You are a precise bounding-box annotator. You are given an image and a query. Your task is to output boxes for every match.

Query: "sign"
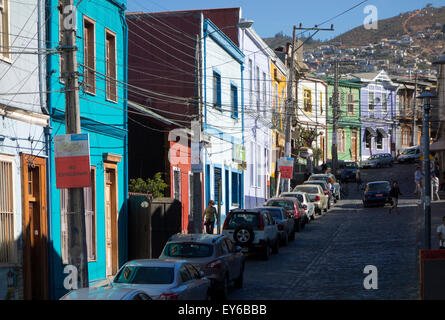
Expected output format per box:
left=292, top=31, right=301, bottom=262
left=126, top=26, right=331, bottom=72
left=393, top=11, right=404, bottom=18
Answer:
left=232, top=144, right=246, bottom=163
left=278, top=157, right=294, bottom=179
left=55, top=133, right=91, bottom=188
left=420, top=250, right=445, bottom=299
left=299, top=147, right=313, bottom=159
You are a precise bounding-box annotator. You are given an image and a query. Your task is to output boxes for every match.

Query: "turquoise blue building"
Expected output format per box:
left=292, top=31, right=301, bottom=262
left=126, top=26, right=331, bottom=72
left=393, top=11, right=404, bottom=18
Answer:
left=46, top=0, right=128, bottom=299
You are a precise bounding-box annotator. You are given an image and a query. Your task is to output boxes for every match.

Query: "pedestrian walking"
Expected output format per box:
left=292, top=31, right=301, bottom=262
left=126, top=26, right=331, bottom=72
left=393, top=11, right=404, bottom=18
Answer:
left=389, top=181, right=402, bottom=214
left=437, top=216, right=445, bottom=249
left=356, top=168, right=362, bottom=191
left=203, top=200, right=217, bottom=234
left=414, top=167, right=422, bottom=196
left=432, top=175, right=441, bottom=201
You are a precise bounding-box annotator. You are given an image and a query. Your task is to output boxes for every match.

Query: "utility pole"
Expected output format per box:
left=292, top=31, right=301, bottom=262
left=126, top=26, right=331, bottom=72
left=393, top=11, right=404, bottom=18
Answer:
left=419, top=89, right=434, bottom=249
left=332, top=61, right=339, bottom=176
left=283, top=24, right=334, bottom=191
left=61, top=0, right=88, bottom=287
left=192, top=34, right=203, bottom=234
left=412, top=71, right=418, bottom=146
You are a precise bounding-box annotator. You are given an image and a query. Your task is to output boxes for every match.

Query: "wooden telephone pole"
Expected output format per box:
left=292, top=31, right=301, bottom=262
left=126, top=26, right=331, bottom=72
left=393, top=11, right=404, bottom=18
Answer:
left=61, top=0, right=89, bottom=287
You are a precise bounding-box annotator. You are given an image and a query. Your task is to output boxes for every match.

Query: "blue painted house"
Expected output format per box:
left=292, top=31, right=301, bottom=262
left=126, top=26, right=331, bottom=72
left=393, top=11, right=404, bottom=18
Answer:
left=46, top=0, right=128, bottom=299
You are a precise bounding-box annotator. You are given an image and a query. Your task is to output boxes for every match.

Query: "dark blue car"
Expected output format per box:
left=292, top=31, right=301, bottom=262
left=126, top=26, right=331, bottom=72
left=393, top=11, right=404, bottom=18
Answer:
left=341, top=161, right=358, bottom=182
left=362, top=181, right=392, bottom=207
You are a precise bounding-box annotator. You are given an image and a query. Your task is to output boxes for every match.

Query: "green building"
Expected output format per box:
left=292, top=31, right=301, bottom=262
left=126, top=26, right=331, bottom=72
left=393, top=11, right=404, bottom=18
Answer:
left=325, top=79, right=362, bottom=162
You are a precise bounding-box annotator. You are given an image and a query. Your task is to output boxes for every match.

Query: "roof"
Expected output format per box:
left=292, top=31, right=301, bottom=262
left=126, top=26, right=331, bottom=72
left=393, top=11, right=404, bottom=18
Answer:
left=167, top=233, right=224, bottom=244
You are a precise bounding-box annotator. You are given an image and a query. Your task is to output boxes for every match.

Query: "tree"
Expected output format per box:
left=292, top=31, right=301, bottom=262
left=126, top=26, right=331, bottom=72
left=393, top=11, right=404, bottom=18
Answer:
left=129, top=172, right=168, bottom=198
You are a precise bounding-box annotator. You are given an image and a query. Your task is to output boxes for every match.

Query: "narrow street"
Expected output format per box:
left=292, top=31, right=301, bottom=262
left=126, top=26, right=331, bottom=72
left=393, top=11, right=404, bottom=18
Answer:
left=228, top=163, right=421, bottom=300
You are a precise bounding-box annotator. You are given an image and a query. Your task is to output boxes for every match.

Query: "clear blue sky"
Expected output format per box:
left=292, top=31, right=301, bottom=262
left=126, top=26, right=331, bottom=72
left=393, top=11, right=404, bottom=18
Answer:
left=126, top=0, right=444, bottom=41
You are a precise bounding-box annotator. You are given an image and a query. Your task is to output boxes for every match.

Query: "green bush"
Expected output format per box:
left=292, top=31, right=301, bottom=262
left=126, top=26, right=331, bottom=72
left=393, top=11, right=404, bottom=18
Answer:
left=129, top=172, right=168, bottom=198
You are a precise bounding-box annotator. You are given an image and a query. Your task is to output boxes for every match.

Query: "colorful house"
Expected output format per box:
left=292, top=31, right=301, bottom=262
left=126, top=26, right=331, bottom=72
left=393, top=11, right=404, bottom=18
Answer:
left=347, top=71, right=398, bottom=159
left=0, top=0, right=49, bottom=300
left=325, top=78, right=362, bottom=162
left=240, top=25, right=272, bottom=207
left=46, top=0, right=128, bottom=299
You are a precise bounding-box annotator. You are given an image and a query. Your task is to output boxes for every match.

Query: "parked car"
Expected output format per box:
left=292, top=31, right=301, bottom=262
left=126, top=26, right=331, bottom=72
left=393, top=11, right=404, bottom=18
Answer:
left=303, top=180, right=333, bottom=208
left=112, top=259, right=211, bottom=300
left=293, top=184, right=328, bottom=214
left=362, top=181, right=392, bottom=207
left=308, top=174, right=341, bottom=201
left=60, top=286, right=152, bottom=300
left=378, top=153, right=394, bottom=167
left=158, top=233, right=245, bottom=299
left=341, top=161, right=359, bottom=182
left=255, top=206, right=295, bottom=245
left=397, top=146, right=421, bottom=163
left=280, top=191, right=316, bottom=221
left=222, top=208, right=280, bottom=261
left=361, top=153, right=393, bottom=168
left=265, top=197, right=305, bottom=232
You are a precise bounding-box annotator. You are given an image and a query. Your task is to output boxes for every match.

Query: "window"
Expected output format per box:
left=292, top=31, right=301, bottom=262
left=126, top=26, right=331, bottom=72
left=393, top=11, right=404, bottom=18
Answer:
left=303, top=89, right=312, bottom=113
left=368, top=91, right=375, bottom=117
left=262, top=72, right=267, bottom=103
left=382, top=92, right=387, bottom=113
left=347, top=93, right=354, bottom=115
left=338, top=129, right=346, bottom=153
left=0, top=156, right=14, bottom=263
left=114, top=266, right=175, bottom=284
left=402, top=127, right=411, bottom=147
left=250, top=141, right=255, bottom=187
left=256, top=66, right=260, bottom=110
left=320, top=91, right=323, bottom=114
left=105, top=29, right=117, bottom=102
left=256, top=145, right=261, bottom=188
left=365, top=131, right=371, bottom=149
left=231, top=85, right=238, bottom=118
left=220, top=240, right=229, bottom=255
left=173, top=168, right=181, bottom=201
left=376, top=131, right=383, bottom=150
left=83, top=16, right=96, bottom=94
left=224, top=238, right=234, bottom=252
left=248, top=59, right=252, bottom=106
left=214, top=167, right=221, bottom=203
left=0, top=0, right=10, bottom=60
left=231, top=172, right=240, bottom=206
left=61, top=167, right=96, bottom=263
left=179, top=265, right=192, bottom=283
left=213, top=72, right=221, bottom=109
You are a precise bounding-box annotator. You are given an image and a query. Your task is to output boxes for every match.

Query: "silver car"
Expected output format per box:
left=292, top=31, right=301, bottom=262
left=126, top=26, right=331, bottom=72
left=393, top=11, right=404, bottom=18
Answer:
left=159, top=233, right=245, bottom=299
left=280, top=192, right=316, bottom=221
left=60, top=286, right=152, bottom=300
left=112, top=259, right=211, bottom=300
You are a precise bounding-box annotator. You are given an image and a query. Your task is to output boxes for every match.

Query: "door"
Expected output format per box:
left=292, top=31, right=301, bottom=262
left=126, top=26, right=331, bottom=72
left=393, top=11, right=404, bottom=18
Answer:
left=21, top=154, right=48, bottom=300
left=351, top=131, right=358, bottom=162
left=105, top=166, right=118, bottom=277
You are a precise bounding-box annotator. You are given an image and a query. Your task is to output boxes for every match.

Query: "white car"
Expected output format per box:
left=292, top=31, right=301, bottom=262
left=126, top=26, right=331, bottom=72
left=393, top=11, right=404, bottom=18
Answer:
left=280, top=192, right=316, bottom=221
left=223, top=208, right=280, bottom=261
left=397, top=146, right=421, bottom=163
left=112, top=259, right=211, bottom=300
left=293, top=184, right=329, bottom=214
left=60, top=286, right=152, bottom=300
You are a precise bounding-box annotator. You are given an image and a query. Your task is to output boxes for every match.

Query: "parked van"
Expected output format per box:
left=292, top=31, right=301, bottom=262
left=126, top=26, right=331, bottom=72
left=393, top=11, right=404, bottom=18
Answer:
left=397, top=146, right=421, bottom=163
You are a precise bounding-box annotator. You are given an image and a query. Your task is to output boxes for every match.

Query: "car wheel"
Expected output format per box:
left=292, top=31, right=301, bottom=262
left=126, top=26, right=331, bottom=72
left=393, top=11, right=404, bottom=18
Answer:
left=263, top=244, right=271, bottom=261
left=272, top=238, right=279, bottom=254
left=234, top=225, right=254, bottom=246
left=234, top=264, right=244, bottom=289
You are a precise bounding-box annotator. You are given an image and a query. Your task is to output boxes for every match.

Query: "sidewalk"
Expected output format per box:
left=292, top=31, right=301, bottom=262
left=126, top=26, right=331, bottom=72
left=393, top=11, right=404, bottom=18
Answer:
left=417, top=196, right=445, bottom=250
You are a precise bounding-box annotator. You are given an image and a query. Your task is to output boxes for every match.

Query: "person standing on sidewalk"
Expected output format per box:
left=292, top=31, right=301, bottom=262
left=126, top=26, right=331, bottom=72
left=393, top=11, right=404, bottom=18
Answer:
left=414, top=167, right=422, bottom=197
left=437, top=216, right=445, bottom=249
left=203, top=200, right=217, bottom=234
left=432, top=175, right=441, bottom=201
left=389, top=181, right=402, bottom=214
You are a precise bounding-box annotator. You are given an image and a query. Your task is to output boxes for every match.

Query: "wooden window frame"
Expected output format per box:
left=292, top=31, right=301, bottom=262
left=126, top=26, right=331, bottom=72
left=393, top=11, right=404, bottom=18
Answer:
left=0, top=154, right=15, bottom=265
left=303, top=89, right=312, bottom=113
left=376, top=130, right=383, bottom=150
left=338, top=129, right=346, bottom=153
left=172, top=167, right=181, bottom=201
left=213, top=71, right=221, bottom=110
left=368, top=91, right=375, bottom=117
left=347, top=92, right=354, bottom=115
left=105, top=28, right=117, bottom=103
left=83, top=15, right=96, bottom=95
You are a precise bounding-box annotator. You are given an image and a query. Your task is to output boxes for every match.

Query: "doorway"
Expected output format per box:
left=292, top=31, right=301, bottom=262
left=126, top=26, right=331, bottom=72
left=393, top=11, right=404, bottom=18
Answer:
left=104, top=165, right=118, bottom=278
left=21, top=154, right=48, bottom=300
left=351, top=130, right=358, bottom=162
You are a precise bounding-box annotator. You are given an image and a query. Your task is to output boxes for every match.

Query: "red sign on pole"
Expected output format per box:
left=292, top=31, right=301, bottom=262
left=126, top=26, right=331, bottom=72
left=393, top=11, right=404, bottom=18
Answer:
left=279, top=157, right=294, bottom=179
left=55, top=133, right=91, bottom=188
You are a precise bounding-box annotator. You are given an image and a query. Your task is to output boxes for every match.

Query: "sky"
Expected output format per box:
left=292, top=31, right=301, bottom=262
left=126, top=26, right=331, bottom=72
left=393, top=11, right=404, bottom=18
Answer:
left=126, top=0, right=445, bottom=41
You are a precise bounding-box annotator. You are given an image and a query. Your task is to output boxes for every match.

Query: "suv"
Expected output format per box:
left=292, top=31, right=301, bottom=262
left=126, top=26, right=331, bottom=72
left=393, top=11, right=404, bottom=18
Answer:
left=265, top=197, right=305, bottom=232
left=159, top=233, right=245, bottom=299
left=222, top=209, right=280, bottom=261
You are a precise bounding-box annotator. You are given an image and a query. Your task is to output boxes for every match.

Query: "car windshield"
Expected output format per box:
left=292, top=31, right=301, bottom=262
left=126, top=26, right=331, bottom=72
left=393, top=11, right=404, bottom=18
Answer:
left=226, top=213, right=259, bottom=229
left=305, top=182, right=327, bottom=190
left=294, top=186, right=319, bottom=194
left=114, top=266, right=174, bottom=284
left=162, top=243, right=213, bottom=258
left=281, top=193, right=304, bottom=202
left=309, top=175, right=328, bottom=182
left=369, top=155, right=379, bottom=159
left=267, top=209, right=284, bottom=221
left=266, top=200, right=294, bottom=210
left=402, top=148, right=416, bottom=155
left=366, top=183, right=389, bottom=192
left=344, top=162, right=358, bottom=168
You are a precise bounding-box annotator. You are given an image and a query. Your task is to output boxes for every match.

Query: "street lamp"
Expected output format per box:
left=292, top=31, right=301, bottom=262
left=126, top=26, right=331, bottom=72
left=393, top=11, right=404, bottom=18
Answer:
left=418, top=88, right=435, bottom=249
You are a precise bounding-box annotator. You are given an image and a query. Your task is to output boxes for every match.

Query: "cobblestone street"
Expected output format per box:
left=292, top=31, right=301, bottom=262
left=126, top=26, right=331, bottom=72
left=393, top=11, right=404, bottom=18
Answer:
left=228, top=163, right=422, bottom=300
